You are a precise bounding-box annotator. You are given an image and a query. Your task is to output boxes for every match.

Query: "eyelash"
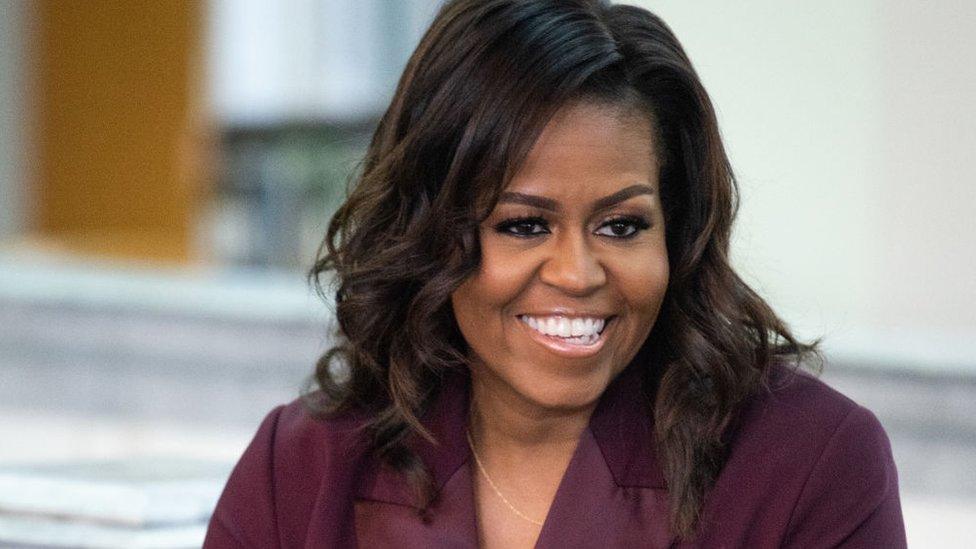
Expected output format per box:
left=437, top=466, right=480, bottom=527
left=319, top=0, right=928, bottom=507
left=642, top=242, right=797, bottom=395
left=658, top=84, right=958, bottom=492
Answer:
left=493, top=215, right=651, bottom=239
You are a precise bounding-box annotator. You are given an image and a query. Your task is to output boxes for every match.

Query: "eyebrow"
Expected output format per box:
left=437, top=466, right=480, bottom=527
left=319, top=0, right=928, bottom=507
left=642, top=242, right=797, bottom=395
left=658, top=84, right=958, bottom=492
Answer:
left=497, top=184, right=655, bottom=213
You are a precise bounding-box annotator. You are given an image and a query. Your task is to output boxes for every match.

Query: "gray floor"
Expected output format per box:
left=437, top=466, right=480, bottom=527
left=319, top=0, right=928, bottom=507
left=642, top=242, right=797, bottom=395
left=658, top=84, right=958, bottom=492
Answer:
left=0, top=299, right=320, bottom=428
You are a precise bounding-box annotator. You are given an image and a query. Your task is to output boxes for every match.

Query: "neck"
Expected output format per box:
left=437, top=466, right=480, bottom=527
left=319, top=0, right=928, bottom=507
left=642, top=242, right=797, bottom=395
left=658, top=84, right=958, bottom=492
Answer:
left=467, top=368, right=596, bottom=457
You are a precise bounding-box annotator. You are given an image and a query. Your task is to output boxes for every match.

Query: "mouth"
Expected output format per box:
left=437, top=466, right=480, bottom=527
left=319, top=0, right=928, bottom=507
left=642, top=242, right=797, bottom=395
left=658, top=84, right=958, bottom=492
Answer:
left=516, top=314, right=614, bottom=357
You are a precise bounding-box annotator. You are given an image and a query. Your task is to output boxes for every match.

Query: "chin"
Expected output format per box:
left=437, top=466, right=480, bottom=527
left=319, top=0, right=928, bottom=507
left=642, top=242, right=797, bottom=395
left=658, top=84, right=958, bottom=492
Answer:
left=518, top=366, right=616, bottom=412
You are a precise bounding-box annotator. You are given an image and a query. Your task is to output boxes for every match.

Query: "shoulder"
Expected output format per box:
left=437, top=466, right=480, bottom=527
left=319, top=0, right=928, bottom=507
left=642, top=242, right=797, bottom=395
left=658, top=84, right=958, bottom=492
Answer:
left=740, top=362, right=871, bottom=446
left=724, top=363, right=892, bottom=485
left=697, top=363, right=906, bottom=546
left=203, top=396, right=373, bottom=548
left=227, top=396, right=373, bottom=485
left=738, top=362, right=898, bottom=496
left=272, top=396, right=373, bottom=468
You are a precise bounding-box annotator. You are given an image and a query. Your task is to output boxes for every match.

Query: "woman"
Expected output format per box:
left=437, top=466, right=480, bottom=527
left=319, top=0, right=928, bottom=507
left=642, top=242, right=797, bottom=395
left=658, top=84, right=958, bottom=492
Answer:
left=205, top=1, right=906, bottom=547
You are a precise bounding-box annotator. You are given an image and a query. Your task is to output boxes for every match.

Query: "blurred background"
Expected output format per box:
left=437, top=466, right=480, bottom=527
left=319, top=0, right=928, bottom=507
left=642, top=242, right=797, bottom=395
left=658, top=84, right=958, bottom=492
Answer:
left=0, top=0, right=973, bottom=547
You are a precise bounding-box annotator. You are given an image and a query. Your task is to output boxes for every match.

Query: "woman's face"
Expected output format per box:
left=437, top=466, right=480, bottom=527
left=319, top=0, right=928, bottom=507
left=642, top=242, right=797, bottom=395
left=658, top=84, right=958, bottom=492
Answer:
left=451, top=101, right=669, bottom=413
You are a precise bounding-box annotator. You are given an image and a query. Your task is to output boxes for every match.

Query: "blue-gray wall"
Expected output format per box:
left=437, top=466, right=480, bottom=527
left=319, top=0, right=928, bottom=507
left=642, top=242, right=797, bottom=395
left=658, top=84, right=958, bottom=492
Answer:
left=0, top=2, right=29, bottom=239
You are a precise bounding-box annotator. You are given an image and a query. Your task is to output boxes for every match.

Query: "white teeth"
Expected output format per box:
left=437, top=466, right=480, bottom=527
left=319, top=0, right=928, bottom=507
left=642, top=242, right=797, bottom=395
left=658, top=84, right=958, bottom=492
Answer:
left=547, top=317, right=559, bottom=335
left=571, top=318, right=585, bottom=336
left=519, top=315, right=607, bottom=342
left=557, top=318, right=571, bottom=337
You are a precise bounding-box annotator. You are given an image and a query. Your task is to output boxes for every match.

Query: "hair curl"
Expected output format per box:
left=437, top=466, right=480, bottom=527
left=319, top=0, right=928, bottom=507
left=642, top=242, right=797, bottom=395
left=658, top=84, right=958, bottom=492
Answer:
left=305, top=0, right=820, bottom=540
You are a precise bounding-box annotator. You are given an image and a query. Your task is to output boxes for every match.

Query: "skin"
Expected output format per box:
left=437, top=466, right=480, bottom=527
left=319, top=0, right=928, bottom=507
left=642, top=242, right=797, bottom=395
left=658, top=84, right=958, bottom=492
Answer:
left=450, top=100, right=670, bottom=548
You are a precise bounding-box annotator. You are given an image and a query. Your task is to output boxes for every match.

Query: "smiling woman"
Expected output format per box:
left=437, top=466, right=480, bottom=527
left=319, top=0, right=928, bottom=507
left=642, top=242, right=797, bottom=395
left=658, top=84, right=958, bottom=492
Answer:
left=451, top=102, right=671, bottom=545
left=452, top=102, right=668, bottom=417
left=204, top=1, right=907, bottom=547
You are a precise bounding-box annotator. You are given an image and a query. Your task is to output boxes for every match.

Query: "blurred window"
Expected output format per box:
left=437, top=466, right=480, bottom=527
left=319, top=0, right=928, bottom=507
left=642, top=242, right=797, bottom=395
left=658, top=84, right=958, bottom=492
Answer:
left=205, top=0, right=443, bottom=268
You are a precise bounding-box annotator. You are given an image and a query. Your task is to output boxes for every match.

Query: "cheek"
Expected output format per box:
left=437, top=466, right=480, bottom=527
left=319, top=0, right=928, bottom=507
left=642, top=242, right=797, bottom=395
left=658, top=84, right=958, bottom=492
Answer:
left=451, top=246, right=531, bottom=335
left=465, top=238, right=535, bottom=303
left=615, top=247, right=670, bottom=314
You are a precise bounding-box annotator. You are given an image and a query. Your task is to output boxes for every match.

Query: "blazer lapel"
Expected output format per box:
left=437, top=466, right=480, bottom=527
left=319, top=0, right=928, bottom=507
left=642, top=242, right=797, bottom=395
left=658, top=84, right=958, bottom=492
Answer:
left=354, top=369, right=479, bottom=547
left=535, top=363, right=677, bottom=548
left=533, top=428, right=674, bottom=548
left=354, top=363, right=676, bottom=548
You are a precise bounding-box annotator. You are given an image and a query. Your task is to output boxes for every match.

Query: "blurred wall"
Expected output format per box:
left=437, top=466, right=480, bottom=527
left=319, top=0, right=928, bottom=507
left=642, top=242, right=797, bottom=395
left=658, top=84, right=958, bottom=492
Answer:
left=3, top=0, right=973, bottom=371
left=642, top=0, right=976, bottom=371
left=0, top=1, right=30, bottom=239
left=207, top=0, right=440, bottom=125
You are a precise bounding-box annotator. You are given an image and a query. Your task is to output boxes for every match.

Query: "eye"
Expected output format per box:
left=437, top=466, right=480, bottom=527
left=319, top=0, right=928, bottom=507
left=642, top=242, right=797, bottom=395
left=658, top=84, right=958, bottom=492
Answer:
left=494, top=216, right=550, bottom=237
left=594, top=216, right=651, bottom=238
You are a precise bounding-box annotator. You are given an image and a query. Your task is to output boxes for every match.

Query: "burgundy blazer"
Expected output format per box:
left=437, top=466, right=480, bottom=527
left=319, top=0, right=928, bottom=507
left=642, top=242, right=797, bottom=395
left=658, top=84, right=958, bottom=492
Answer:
left=204, top=363, right=906, bottom=548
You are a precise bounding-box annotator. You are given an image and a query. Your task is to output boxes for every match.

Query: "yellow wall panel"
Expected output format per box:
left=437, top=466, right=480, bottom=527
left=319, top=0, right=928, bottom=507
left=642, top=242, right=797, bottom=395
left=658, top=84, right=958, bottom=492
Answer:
left=35, top=1, right=207, bottom=263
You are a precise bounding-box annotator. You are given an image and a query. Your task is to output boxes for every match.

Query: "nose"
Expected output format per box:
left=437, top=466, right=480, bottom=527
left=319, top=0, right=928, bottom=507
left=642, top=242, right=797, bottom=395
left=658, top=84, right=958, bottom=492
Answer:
left=538, top=230, right=607, bottom=295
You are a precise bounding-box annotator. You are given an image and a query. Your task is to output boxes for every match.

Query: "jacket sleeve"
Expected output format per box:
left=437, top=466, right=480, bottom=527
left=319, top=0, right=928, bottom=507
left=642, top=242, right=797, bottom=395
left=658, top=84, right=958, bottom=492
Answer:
left=203, top=405, right=286, bottom=549
left=783, top=404, right=907, bottom=548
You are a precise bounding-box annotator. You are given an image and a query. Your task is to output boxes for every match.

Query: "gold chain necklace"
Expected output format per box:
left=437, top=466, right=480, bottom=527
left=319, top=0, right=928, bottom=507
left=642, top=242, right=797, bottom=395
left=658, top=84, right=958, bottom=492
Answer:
left=466, top=429, right=545, bottom=527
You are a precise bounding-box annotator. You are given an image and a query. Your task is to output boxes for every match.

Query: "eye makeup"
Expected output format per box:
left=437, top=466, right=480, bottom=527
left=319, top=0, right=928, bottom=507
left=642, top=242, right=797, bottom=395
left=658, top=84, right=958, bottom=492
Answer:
left=492, top=213, right=652, bottom=239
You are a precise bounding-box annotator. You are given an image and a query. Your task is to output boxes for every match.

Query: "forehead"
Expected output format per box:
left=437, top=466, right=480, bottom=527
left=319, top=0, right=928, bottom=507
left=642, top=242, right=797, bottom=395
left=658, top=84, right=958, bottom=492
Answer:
left=506, top=101, right=658, bottom=195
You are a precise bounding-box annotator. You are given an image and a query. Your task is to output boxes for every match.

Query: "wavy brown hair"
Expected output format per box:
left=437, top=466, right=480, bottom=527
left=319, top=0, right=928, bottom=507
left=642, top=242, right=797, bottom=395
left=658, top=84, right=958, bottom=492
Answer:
left=305, top=0, right=820, bottom=540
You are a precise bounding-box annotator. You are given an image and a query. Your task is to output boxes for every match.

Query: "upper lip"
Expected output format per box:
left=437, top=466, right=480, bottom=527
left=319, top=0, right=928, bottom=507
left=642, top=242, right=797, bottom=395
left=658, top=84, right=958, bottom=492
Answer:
left=517, top=310, right=615, bottom=319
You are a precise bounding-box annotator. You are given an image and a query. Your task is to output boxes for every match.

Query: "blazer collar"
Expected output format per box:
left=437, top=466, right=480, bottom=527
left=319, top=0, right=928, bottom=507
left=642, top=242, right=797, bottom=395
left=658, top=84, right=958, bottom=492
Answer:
left=357, top=362, right=667, bottom=507
left=587, top=361, right=667, bottom=488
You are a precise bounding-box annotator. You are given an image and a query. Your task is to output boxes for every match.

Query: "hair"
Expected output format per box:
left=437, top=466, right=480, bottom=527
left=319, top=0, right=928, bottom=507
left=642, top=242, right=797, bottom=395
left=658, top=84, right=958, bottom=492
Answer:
left=305, top=0, right=820, bottom=540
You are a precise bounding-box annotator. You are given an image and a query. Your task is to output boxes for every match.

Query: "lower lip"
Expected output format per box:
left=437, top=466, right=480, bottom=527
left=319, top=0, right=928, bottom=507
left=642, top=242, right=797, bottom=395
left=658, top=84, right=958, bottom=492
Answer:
left=516, top=317, right=611, bottom=358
